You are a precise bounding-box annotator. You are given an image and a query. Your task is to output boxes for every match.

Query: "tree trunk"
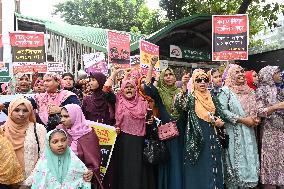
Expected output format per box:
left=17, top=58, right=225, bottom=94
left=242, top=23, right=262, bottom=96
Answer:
left=238, top=0, right=252, bottom=14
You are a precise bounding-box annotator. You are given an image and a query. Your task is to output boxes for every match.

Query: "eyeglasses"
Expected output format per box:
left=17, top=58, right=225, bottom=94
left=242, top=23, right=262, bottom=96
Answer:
left=195, top=77, right=209, bottom=83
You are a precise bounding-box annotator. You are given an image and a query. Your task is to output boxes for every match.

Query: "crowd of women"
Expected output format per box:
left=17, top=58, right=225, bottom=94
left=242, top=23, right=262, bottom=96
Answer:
left=0, top=58, right=284, bottom=189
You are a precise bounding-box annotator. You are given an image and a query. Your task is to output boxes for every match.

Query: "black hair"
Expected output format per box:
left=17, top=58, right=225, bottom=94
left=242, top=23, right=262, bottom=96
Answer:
left=49, top=129, right=67, bottom=142
left=210, top=68, right=219, bottom=75
left=62, top=73, right=75, bottom=81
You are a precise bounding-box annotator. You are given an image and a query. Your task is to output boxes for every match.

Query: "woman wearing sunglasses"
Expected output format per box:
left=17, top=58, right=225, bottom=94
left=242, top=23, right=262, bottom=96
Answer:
left=175, top=69, right=226, bottom=189
left=218, top=65, right=260, bottom=188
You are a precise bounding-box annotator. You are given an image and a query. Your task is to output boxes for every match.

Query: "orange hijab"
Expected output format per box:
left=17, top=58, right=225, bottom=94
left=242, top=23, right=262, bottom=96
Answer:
left=191, top=70, right=216, bottom=122
left=2, top=97, right=36, bottom=169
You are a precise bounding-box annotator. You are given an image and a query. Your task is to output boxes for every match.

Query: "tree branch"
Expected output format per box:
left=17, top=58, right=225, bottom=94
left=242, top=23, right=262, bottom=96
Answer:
left=238, top=0, right=252, bottom=14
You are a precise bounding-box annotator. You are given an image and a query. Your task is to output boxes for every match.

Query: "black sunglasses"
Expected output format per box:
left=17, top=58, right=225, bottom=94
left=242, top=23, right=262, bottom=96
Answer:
left=195, top=77, right=209, bottom=83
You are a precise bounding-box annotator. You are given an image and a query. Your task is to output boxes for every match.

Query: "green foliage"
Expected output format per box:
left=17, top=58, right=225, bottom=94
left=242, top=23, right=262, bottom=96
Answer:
left=159, top=0, right=284, bottom=45
left=53, top=0, right=168, bottom=35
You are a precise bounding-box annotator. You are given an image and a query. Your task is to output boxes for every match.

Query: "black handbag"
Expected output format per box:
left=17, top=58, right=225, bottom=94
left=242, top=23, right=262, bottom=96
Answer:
left=46, top=114, right=61, bottom=131
left=143, top=139, right=169, bottom=164
left=143, top=114, right=169, bottom=164
left=216, top=127, right=229, bottom=149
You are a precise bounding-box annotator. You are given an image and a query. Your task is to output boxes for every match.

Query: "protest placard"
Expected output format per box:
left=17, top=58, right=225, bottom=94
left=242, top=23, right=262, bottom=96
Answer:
left=85, top=61, right=108, bottom=76
left=89, top=122, right=117, bottom=179
left=83, top=52, right=108, bottom=76
left=212, top=15, right=248, bottom=61
left=10, top=32, right=46, bottom=74
left=108, top=31, right=130, bottom=68
left=83, top=52, right=105, bottom=69
left=13, top=62, right=47, bottom=74
left=47, top=62, right=64, bottom=75
left=140, top=40, right=160, bottom=74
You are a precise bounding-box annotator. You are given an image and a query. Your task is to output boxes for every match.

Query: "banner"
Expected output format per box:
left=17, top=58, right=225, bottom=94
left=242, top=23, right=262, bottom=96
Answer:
left=47, top=62, right=64, bottom=75
left=89, top=122, right=117, bottom=179
left=10, top=32, right=46, bottom=74
left=140, top=40, right=160, bottom=74
left=212, top=15, right=248, bottom=61
left=170, top=45, right=211, bottom=61
left=107, top=31, right=130, bottom=68
left=13, top=62, right=47, bottom=74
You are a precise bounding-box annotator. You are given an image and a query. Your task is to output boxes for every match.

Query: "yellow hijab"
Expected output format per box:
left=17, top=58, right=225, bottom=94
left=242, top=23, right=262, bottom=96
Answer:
left=191, top=70, right=216, bottom=122
left=0, top=129, right=24, bottom=184
left=3, top=97, right=36, bottom=169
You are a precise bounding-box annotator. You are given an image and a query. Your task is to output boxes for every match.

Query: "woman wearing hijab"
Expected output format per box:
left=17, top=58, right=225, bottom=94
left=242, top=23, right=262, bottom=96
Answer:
left=82, top=72, right=116, bottom=189
left=31, top=129, right=91, bottom=189
left=8, top=73, right=32, bottom=94
left=62, top=73, right=83, bottom=101
left=208, top=68, right=223, bottom=96
left=0, top=97, right=46, bottom=188
left=143, top=57, right=186, bottom=189
left=255, top=66, right=284, bottom=189
left=137, top=75, right=160, bottom=189
left=82, top=72, right=115, bottom=125
left=34, top=72, right=80, bottom=130
left=33, top=77, right=45, bottom=93
left=218, top=65, right=260, bottom=188
left=0, top=129, right=24, bottom=189
left=175, top=69, right=225, bottom=189
left=245, top=70, right=258, bottom=90
left=60, top=104, right=101, bottom=188
left=104, top=68, right=151, bottom=189
left=0, top=73, right=81, bottom=131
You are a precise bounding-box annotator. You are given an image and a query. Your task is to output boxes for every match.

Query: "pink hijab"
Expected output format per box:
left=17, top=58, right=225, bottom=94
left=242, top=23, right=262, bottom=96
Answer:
left=225, top=65, right=258, bottom=117
left=115, top=80, right=148, bottom=128
left=63, top=104, right=92, bottom=155
left=35, top=73, right=74, bottom=125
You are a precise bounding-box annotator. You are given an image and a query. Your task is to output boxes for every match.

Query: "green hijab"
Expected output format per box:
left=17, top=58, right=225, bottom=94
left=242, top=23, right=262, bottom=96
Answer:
left=32, top=129, right=91, bottom=189
left=158, top=68, right=181, bottom=119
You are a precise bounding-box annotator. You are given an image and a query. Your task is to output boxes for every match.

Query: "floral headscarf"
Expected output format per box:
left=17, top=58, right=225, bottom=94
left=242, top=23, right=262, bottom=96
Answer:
left=31, top=129, right=91, bottom=188
left=257, top=66, right=281, bottom=106
left=43, top=72, right=63, bottom=90
left=8, top=73, right=32, bottom=94
left=258, top=66, right=279, bottom=87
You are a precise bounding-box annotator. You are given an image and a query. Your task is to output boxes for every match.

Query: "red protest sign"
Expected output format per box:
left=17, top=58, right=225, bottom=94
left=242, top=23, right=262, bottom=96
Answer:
left=10, top=32, right=45, bottom=47
left=107, top=31, right=130, bottom=68
left=212, top=15, right=248, bottom=61
left=10, top=32, right=46, bottom=64
left=13, top=62, right=47, bottom=74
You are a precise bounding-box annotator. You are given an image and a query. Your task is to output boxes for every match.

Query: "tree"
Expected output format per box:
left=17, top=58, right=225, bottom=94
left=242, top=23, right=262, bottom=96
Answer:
left=159, top=0, right=284, bottom=46
left=53, top=0, right=168, bottom=35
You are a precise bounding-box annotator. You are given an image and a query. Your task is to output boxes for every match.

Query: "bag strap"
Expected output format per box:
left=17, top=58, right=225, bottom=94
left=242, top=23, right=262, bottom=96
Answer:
left=93, top=172, right=105, bottom=189
left=34, top=123, right=40, bottom=155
